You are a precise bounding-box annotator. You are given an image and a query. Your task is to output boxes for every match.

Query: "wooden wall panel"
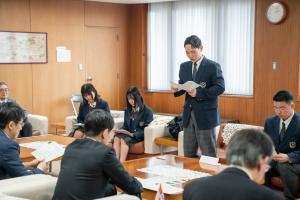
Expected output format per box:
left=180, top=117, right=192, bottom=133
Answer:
left=0, top=0, right=130, bottom=125
left=30, top=0, right=85, bottom=122
left=129, top=0, right=300, bottom=126
left=84, top=2, right=130, bottom=110
left=0, top=0, right=33, bottom=112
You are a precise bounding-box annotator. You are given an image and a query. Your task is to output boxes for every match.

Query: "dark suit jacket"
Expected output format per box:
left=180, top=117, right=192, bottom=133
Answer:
left=77, top=98, right=110, bottom=123
left=0, top=131, right=44, bottom=180
left=175, top=57, right=225, bottom=130
left=183, top=167, right=283, bottom=200
left=264, top=113, right=300, bottom=164
left=122, top=105, right=153, bottom=141
left=52, top=138, right=143, bottom=200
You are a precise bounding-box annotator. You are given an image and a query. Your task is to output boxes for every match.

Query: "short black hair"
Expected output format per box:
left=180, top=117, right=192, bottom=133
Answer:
left=126, top=86, right=144, bottom=112
left=81, top=83, right=100, bottom=104
left=84, top=109, right=114, bottom=137
left=226, top=129, right=274, bottom=169
left=273, top=90, right=294, bottom=103
left=184, top=35, right=202, bottom=48
left=0, top=102, right=25, bottom=129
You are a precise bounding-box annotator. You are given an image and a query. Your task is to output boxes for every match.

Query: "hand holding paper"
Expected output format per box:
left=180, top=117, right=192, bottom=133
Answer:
left=170, top=81, right=200, bottom=92
left=31, top=141, right=65, bottom=162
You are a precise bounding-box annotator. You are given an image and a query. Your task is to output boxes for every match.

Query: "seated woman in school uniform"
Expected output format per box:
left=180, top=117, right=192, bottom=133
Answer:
left=113, top=86, right=153, bottom=162
left=72, top=83, right=110, bottom=138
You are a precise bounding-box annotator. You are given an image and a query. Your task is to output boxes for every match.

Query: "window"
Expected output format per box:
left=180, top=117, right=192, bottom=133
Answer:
left=148, top=0, right=255, bottom=95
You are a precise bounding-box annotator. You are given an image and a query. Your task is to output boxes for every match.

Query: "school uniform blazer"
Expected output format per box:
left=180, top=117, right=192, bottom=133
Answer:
left=52, top=138, right=143, bottom=200
left=174, top=57, right=225, bottom=130
left=264, top=113, right=300, bottom=164
left=183, top=167, right=283, bottom=200
left=122, top=105, right=154, bottom=141
left=0, top=131, right=44, bottom=180
left=77, top=98, right=110, bottom=123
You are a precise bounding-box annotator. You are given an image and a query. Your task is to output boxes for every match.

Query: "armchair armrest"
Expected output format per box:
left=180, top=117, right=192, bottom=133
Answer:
left=27, top=114, right=48, bottom=135
left=0, top=174, right=57, bottom=200
left=65, top=115, right=77, bottom=135
left=144, top=124, right=171, bottom=154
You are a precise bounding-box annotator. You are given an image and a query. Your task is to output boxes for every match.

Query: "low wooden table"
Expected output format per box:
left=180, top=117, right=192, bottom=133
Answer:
left=51, top=122, right=66, bottom=135
left=17, top=134, right=75, bottom=162
left=123, top=155, right=226, bottom=200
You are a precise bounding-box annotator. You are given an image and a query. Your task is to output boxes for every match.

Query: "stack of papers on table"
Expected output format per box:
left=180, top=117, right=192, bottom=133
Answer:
left=137, top=165, right=210, bottom=194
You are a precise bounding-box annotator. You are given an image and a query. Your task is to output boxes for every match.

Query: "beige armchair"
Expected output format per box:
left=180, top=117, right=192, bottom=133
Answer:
left=0, top=174, right=139, bottom=200
left=27, top=114, right=48, bottom=135
left=144, top=115, right=175, bottom=154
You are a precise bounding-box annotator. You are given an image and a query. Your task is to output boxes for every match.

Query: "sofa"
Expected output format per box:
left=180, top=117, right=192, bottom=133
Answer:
left=27, top=114, right=49, bottom=135
left=0, top=174, right=140, bottom=200
left=216, top=123, right=263, bottom=162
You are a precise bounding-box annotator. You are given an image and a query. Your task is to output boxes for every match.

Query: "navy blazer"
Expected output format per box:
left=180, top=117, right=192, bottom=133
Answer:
left=183, top=167, right=283, bottom=200
left=264, top=113, right=300, bottom=164
left=0, top=131, right=44, bottom=180
left=122, top=105, right=153, bottom=141
left=175, top=57, right=225, bottom=129
left=77, top=99, right=110, bottom=123
left=53, top=138, right=143, bottom=199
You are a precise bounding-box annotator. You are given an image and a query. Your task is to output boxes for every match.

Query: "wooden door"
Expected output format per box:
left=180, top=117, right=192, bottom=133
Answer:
left=85, top=27, right=119, bottom=109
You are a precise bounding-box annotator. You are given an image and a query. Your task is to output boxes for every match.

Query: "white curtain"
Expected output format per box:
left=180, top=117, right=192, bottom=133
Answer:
left=148, top=0, right=255, bottom=95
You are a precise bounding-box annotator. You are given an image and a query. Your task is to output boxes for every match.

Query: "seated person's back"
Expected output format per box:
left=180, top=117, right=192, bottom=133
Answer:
left=53, top=110, right=143, bottom=200
left=183, top=129, right=284, bottom=200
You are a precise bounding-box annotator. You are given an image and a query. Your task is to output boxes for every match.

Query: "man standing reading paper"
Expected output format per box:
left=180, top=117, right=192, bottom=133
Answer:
left=172, top=35, right=225, bottom=157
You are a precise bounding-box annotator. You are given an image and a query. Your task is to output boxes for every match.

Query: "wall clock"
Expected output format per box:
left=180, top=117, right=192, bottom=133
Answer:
left=266, top=2, right=287, bottom=24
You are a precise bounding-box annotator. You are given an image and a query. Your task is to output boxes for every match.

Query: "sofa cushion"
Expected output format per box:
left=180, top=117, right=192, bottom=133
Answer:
left=149, top=116, right=173, bottom=126
left=221, top=123, right=263, bottom=146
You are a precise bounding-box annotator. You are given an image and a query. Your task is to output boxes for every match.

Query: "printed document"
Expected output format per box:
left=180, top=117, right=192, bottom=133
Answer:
left=137, top=165, right=210, bottom=194
left=170, top=81, right=200, bottom=91
left=31, top=141, right=65, bottom=162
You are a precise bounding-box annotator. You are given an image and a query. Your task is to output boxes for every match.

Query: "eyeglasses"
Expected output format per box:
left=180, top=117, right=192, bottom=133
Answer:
left=15, top=121, right=25, bottom=127
left=0, top=88, right=8, bottom=92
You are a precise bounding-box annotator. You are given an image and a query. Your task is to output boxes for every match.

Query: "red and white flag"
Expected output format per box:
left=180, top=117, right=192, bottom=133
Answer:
left=155, top=184, right=164, bottom=200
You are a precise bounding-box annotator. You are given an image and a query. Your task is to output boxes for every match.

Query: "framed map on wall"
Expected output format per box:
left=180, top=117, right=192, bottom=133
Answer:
left=0, top=31, right=47, bottom=64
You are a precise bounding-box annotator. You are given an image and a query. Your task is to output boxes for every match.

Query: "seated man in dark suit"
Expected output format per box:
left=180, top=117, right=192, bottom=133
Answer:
left=0, top=101, right=48, bottom=180
left=264, top=90, right=300, bottom=200
left=0, top=81, right=32, bottom=137
left=183, top=129, right=283, bottom=200
left=53, top=109, right=143, bottom=200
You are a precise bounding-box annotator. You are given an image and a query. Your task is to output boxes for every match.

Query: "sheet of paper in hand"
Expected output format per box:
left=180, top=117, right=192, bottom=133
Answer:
left=170, top=81, right=200, bottom=91
left=31, top=141, right=65, bottom=162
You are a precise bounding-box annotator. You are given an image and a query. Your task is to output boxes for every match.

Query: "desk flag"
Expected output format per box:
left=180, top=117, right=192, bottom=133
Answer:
left=155, top=184, right=164, bottom=200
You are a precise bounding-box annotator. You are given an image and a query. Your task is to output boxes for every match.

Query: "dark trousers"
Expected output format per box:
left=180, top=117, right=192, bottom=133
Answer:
left=265, top=162, right=300, bottom=200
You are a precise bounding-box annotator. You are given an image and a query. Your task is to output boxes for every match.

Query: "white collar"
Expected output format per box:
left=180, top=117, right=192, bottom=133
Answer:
left=0, top=99, right=8, bottom=103
left=280, top=111, right=294, bottom=129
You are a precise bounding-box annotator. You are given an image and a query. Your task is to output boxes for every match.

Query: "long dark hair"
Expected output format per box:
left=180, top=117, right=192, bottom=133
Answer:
left=126, top=86, right=144, bottom=113
left=81, top=83, right=100, bottom=104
